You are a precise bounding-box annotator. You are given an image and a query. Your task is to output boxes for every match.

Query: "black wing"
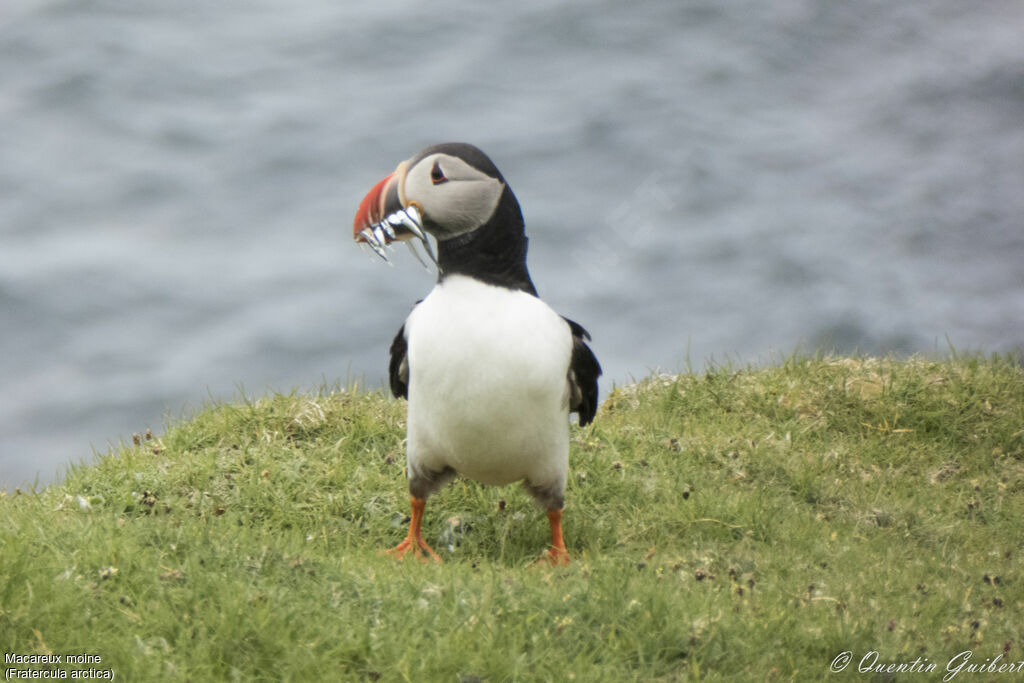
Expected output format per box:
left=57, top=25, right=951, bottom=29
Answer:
left=388, top=324, right=409, bottom=399
left=564, top=317, right=601, bottom=426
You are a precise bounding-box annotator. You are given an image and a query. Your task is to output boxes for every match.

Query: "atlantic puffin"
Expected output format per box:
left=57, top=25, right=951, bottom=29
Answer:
left=352, top=143, right=601, bottom=565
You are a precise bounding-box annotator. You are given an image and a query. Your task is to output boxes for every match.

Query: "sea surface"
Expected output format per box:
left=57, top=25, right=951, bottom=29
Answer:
left=2, top=0, right=1022, bottom=488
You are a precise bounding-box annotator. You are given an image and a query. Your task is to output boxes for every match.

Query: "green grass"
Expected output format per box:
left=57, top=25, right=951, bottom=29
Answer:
left=2, top=355, right=1023, bottom=681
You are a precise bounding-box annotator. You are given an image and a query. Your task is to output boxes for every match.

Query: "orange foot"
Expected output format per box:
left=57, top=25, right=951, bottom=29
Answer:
left=385, top=496, right=441, bottom=563
left=533, top=508, right=571, bottom=567
left=535, top=546, right=571, bottom=567
left=386, top=535, right=441, bottom=563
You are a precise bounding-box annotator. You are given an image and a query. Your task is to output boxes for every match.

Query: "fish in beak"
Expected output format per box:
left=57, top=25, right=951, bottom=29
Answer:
left=352, top=161, right=437, bottom=267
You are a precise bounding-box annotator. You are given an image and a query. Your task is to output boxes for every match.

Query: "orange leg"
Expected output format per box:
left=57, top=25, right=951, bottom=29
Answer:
left=386, top=496, right=441, bottom=562
left=539, top=508, right=570, bottom=566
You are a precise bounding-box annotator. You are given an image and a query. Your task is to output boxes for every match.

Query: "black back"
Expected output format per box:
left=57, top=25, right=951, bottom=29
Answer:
left=565, top=318, right=601, bottom=425
left=388, top=325, right=408, bottom=399
left=435, top=188, right=537, bottom=295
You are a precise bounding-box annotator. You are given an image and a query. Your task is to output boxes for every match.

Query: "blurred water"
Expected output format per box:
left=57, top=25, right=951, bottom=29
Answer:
left=2, top=0, right=1022, bottom=488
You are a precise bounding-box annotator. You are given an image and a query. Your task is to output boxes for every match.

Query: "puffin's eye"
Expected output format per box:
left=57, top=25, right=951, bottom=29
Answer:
left=430, top=160, right=447, bottom=185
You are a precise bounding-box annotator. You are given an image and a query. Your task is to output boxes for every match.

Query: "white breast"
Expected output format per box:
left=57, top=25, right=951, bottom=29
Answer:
left=404, top=274, right=572, bottom=490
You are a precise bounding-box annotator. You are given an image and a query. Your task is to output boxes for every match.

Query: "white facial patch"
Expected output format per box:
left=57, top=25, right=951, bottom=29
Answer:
left=401, top=154, right=505, bottom=238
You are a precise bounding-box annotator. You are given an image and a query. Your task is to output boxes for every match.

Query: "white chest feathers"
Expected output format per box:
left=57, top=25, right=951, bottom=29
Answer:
left=403, top=275, right=573, bottom=489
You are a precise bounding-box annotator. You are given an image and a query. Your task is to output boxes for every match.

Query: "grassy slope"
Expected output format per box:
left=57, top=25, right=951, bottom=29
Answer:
left=1, top=356, right=1022, bottom=681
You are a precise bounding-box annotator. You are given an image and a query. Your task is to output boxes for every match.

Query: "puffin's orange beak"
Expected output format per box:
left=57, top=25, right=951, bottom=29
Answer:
left=353, top=171, right=399, bottom=242
left=351, top=161, right=435, bottom=265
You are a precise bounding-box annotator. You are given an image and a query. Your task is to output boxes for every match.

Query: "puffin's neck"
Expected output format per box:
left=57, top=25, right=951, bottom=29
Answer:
left=435, top=190, right=537, bottom=296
